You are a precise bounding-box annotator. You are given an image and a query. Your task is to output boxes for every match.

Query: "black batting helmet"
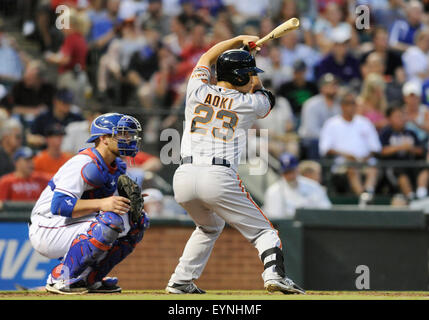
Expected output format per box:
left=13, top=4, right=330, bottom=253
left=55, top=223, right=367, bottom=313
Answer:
left=216, top=49, right=264, bottom=86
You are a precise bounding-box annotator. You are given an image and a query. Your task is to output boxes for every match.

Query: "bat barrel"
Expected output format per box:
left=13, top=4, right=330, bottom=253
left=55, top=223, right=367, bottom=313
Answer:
left=290, top=18, right=300, bottom=27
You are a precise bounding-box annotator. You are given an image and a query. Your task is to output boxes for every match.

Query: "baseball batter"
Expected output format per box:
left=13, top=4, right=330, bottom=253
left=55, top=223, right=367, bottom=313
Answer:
left=28, top=113, right=149, bottom=294
left=166, top=35, right=305, bottom=294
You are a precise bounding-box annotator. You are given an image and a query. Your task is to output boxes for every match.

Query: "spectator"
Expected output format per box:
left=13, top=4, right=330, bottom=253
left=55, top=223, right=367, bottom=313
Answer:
left=142, top=188, right=177, bottom=218
left=257, top=46, right=292, bottom=92
left=357, top=73, right=389, bottom=131
left=137, top=0, right=170, bottom=37
left=27, top=88, right=83, bottom=148
left=87, top=0, right=120, bottom=52
left=0, top=147, right=50, bottom=202
left=359, top=50, right=404, bottom=105
left=402, top=81, right=429, bottom=144
left=96, top=17, right=147, bottom=104
left=125, top=150, right=163, bottom=187
left=224, top=0, right=270, bottom=26
left=0, top=19, right=24, bottom=88
left=33, top=124, right=72, bottom=177
left=263, top=153, right=332, bottom=219
left=388, top=0, right=423, bottom=52
left=401, top=27, right=429, bottom=83
left=10, top=60, right=55, bottom=121
left=279, top=30, right=320, bottom=82
left=44, top=8, right=88, bottom=74
left=274, top=0, right=313, bottom=47
left=254, top=79, right=296, bottom=157
left=44, top=8, right=90, bottom=106
left=151, top=46, right=188, bottom=133
left=379, top=105, right=427, bottom=201
left=35, top=1, right=69, bottom=53
left=298, top=73, right=341, bottom=159
left=176, top=23, right=210, bottom=81
left=360, top=52, right=386, bottom=79
left=314, top=27, right=361, bottom=85
left=162, top=15, right=188, bottom=56
left=162, top=0, right=182, bottom=17
left=277, top=60, right=318, bottom=117
left=117, top=0, right=147, bottom=21
left=361, top=27, right=403, bottom=79
left=319, top=89, right=382, bottom=199
left=126, top=40, right=160, bottom=109
left=372, top=0, right=406, bottom=32
left=176, top=0, right=203, bottom=30
left=192, top=0, right=225, bottom=19
left=298, top=160, right=323, bottom=184
left=61, top=107, right=103, bottom=154
left=313, top=2, right=357, bottom=54
left=0, top=118, right=23, bottom=177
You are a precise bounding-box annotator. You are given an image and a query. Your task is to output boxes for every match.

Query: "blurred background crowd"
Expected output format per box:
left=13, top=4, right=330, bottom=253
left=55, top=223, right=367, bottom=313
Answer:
left=1, top=0, right=429, bottom=219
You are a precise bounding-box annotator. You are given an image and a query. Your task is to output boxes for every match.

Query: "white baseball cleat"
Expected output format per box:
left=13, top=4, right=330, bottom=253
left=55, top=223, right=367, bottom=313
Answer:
left=45, top=279, right=88, bottom=295
left=166, top=282, right=206, bottom=294
left=264, top=277, right=306, bottom=295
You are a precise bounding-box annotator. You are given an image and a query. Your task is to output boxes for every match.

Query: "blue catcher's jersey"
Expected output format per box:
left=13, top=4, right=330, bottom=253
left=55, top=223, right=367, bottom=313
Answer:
left=31, top=148, right=127, bottom=217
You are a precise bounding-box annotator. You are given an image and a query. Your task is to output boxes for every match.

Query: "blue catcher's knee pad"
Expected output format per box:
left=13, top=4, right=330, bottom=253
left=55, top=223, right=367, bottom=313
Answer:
left=60, top=212, right=124, bottom=281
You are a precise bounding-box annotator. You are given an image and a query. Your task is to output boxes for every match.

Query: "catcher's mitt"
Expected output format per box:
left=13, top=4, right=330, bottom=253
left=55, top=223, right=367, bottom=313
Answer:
left=117, top=174, right=144, bottom=225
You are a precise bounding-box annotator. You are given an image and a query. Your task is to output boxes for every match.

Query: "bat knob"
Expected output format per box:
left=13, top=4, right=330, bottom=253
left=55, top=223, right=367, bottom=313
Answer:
left=248, top=41, right=257, bottom=49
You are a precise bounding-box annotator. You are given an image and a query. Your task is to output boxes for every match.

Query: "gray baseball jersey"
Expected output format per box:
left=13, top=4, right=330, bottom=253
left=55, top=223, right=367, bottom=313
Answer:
left=168, top=65, right=284, bottom=285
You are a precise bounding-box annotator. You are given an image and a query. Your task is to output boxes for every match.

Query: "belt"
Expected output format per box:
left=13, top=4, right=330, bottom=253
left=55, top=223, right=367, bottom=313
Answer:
left=181, top=156, right=230, bottom=168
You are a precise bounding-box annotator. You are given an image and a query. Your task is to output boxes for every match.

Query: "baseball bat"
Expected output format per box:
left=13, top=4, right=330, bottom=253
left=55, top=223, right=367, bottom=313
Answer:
left=248, top=18, right=300, bottom=50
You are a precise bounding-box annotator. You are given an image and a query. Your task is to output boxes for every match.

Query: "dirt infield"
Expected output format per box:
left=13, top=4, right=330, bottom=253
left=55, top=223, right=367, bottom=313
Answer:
left=1, top=290, right=429, bottom=300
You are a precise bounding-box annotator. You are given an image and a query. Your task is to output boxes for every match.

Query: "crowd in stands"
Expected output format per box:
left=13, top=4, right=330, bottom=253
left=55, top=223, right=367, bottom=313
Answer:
left=2, top=0, right=429, bottom=218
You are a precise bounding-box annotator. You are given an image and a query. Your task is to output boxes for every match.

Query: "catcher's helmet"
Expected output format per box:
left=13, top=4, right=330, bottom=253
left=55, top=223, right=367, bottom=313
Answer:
left=87, top=113, right=142, bottom=157
left=216, top=49, right=264, bottom=86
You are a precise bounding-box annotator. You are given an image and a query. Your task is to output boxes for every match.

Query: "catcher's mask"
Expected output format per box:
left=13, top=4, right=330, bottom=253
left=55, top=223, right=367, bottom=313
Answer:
left=114, top=115, right=142, bottom=157
left=216, top=49, right=264, bottom=86
left=87, top=113, right=142, bottom=157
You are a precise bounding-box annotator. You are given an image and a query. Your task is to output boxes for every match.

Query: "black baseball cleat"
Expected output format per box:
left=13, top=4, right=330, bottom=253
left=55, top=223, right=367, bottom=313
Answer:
left=88, top=277, right=122, bottom=293
left=166, top=282, right=206, bottom=294
left=264, top=277, right=306, bottom=295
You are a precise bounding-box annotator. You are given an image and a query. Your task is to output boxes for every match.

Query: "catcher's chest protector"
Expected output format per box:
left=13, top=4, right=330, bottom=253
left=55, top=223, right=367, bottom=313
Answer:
left=79, top=148, right=124, bottom=199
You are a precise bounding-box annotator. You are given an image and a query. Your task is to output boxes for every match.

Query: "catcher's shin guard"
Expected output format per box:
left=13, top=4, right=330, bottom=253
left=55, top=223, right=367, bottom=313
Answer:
left=58, top=212, right=124, bottom=282
left=87, top=212, right=149, bottom=285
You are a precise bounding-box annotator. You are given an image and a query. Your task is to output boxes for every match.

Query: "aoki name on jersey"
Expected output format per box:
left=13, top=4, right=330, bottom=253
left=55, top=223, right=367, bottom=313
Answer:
left=203, top=93, right=234, bottom=110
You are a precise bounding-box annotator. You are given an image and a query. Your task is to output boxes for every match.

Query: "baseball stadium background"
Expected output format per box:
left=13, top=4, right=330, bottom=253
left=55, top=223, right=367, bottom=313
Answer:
left=1, top=0, right=429, bottom=297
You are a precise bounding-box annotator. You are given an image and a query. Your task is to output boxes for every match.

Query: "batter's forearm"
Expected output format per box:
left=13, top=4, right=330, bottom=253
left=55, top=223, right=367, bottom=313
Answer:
left=198, top=36, right=245, bottom=67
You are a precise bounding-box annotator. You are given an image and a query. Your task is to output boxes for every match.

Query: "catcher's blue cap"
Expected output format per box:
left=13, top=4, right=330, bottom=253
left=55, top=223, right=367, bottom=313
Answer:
left=279, top=152, right=299, bottom=173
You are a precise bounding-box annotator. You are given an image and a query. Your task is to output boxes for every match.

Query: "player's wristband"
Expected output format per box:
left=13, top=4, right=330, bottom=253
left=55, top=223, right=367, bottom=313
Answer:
left=254, top=88, right=276, bottom=109
left=51, top=192, right=77, bottom=217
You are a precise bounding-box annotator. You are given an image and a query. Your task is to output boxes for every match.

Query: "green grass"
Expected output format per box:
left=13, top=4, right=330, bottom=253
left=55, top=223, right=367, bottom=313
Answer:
left=1, top=290, right=429, bottom=300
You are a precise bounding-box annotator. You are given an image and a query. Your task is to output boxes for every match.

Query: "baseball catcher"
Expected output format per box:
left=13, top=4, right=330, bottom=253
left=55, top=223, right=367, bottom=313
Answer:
left=28, top=113, right=149, bottom=294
